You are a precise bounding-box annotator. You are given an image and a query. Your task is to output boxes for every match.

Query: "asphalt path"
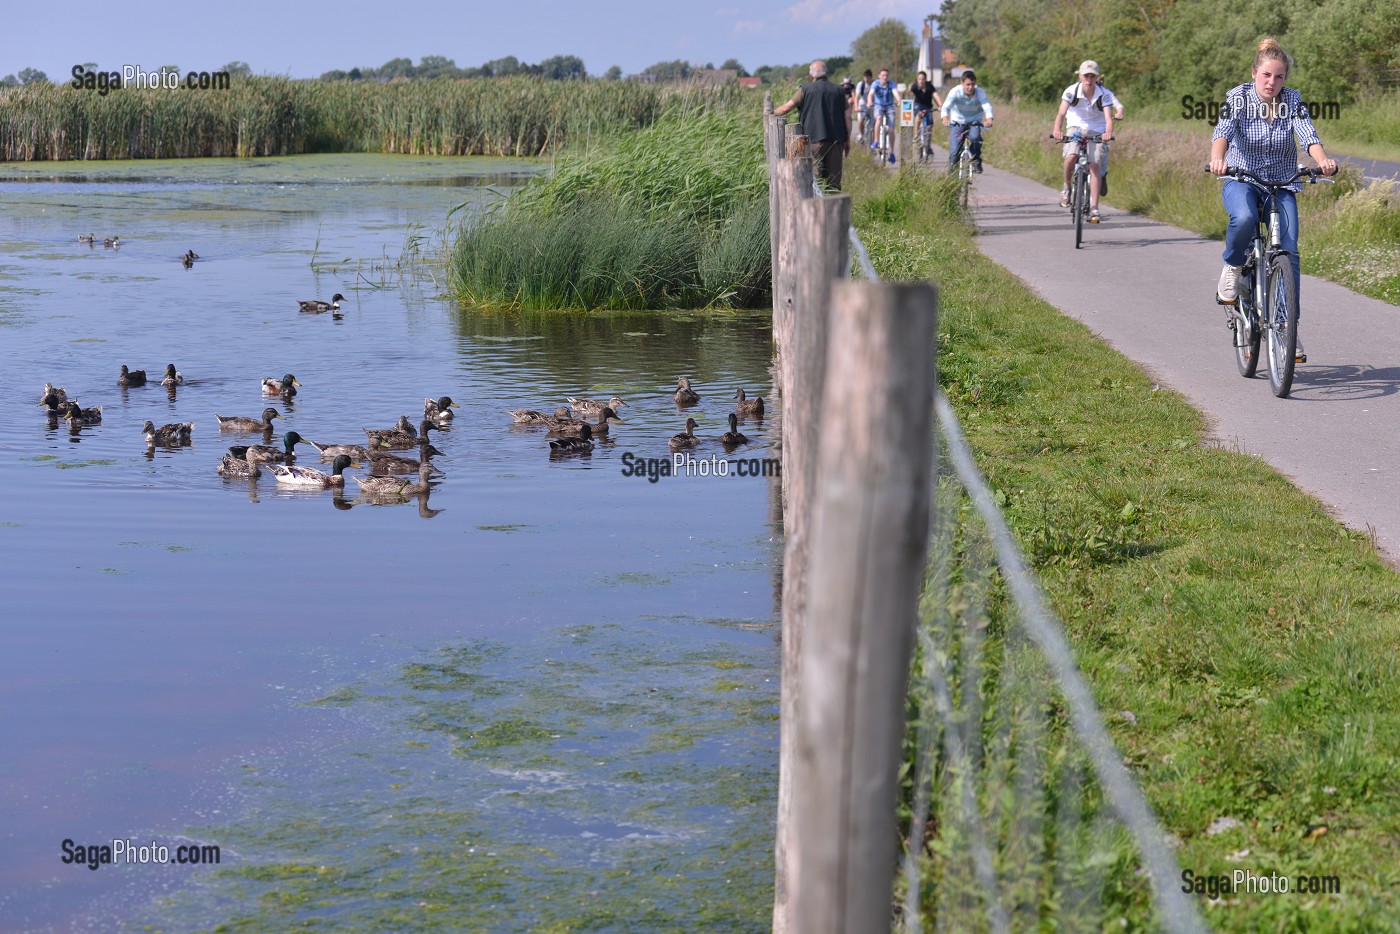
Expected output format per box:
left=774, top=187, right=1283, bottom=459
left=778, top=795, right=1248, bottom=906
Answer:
left=934, top=151, right=1400, bottom=560
left=1339, top=153, right=1400, bottom=182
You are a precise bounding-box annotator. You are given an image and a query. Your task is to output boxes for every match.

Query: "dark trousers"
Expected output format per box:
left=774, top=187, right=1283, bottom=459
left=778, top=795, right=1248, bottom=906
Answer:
left=948, top=124, right=983, bottom=168
left=813, top=139, right=845, bottom=191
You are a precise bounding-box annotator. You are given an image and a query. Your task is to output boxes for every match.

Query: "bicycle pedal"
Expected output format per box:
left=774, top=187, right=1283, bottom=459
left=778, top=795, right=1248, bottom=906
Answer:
left=1216, top=295, right=1238, bottom=306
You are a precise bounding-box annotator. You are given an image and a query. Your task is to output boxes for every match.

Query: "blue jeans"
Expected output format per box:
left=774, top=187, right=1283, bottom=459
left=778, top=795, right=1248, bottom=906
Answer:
left=948, top=124, right=982, bottom=168
left=1222, top=180, right=1301, bottom=317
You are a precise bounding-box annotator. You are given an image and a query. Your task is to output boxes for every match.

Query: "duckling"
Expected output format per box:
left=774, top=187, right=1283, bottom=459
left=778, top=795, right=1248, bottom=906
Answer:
left=508, top=405, right=571, bottom=426
left=261, top=374, right=301, bottom=397
left=424, top=396, right=459, bottom=424
left=567, top=396, right=629, bottom=419
left=365, top=417, right=431, bottom=451
left=669, top=417, right=700, bottom=452
left=271, top=454, right=357, bottom=488
left=720, top=412, right=750, bottom=448
left=674, top=377, right=700, bottom=406
left=77, top=233, right=95, bottom=243
left=40, top=383, right=68, bottom=405
left=734, top=388, right=765, bottom=419
left=60, top=401, right=103, bottom=425
left=297, top=293, right=346, bottom=313
left=304, top=438, right=372, bottom=460
left=548, top=423, right=593, bottom=455
left=217, top=447, right=262, bottom=478
left=143, top=420, right=194, bottom=445
left=215, top=407, right=282, bottom=432
left=369, top=440, right=443, bottom=475
left=117, top=365, right=147, bottom=387
left=160, top=364, right=184, bottom=386
left=242, top=431, right=313, bottom=463
left=103, top=236, right=120, bottom=247
left=548, top=406, right=623, bottom=438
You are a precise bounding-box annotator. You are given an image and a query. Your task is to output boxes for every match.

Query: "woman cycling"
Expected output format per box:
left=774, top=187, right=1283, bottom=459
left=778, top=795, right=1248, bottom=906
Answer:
left=1210, top=37, right=1337, bottom=360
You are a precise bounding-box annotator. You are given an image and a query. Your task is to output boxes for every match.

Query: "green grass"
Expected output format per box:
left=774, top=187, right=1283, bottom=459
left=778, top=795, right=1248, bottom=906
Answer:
left=846, top=159, right=1400, bottom=929
left=451, top=111, right=770, bottom=310
left=987, top=102, right=1400, bottom=306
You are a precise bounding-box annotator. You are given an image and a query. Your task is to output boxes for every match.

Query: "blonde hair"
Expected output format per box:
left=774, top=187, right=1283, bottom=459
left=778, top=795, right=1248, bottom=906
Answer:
left=1253, top=37, right=1292, bottom=76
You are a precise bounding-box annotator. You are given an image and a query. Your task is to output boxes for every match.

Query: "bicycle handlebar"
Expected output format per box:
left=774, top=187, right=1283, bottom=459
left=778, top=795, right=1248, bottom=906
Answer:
left=1049, top=131, right=1110, bottom=142
left=1203, top=165, right=1336, bottom=186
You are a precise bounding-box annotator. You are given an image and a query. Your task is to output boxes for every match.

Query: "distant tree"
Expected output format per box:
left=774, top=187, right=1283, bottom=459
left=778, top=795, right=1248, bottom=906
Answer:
left=1, top=74, right=19, bottom=86
left=348, top=67, right=363, bottom=81
left=417, top=55, right=459, bottom=79
left=604, top=64, right=622, bottom=81
left=18, top=67, right=49, bottom=85
left=850, top=18, right=918, bottom=80
left=824, top=55, right=853, bottom=78
left=222, top=61, right=253, bottom=77
left=539, top=54, right=586, bottom=80
left=483, top=55, right=525, bottom=77
left=642, top=59, right=691, bottom=81
left=320, top=69, right=348, bottom=81
left=721, top=57, right=748, bottom=77
left=461, top=66, right=490, bottom=79
left=379, top=57, right=415, bottom=79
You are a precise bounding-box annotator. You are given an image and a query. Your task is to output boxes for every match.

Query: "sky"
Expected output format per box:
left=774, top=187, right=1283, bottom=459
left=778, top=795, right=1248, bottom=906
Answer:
left=2, top=0, right=933, bottom=82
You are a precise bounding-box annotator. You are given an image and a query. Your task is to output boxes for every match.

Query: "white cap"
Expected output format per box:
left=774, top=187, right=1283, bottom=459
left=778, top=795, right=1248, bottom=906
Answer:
left=1077, top=60, right=1100, bottom=76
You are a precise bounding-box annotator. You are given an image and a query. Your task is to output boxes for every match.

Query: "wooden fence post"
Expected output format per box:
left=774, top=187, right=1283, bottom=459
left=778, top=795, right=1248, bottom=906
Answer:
left=791, top=280, right=938, bottom=934
left=772, top=193, right=851, bottom=934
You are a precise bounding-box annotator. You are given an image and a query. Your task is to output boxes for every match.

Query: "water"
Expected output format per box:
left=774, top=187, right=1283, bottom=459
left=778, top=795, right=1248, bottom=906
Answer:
left=0, top=155, right=779, bottom=930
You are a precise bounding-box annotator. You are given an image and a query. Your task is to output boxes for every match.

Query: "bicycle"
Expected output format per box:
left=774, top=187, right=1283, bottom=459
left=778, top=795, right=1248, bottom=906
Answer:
left=950, top=122, right=985, bottom=209
left=1051, top=130, right=1108, bottom=249
left=1210, top=164, right=1334, bottom=397
left=914, top=107, right=933, bottom=162
left=872, top=110, right=895, bottom=165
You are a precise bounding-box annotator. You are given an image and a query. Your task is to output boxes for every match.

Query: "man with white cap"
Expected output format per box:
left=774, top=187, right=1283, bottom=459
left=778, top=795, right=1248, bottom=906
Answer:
left=1051, top=60, right=1117, bottom=222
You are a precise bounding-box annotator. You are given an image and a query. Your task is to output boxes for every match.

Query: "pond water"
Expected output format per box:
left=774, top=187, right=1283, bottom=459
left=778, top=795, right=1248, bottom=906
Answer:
left=0, top=155, right=779, bottom=930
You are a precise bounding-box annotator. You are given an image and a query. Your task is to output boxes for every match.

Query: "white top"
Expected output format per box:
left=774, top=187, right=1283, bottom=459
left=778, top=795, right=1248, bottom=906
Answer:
left=1060, top=81, right=1117, bottom=134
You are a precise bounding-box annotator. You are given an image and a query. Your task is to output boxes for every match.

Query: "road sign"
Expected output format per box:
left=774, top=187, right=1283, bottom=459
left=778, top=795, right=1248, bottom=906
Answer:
left=900, top=99, right=914, bottom=127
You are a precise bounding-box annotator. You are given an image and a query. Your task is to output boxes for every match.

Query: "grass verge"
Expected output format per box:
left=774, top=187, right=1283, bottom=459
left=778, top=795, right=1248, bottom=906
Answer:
left=451, top=110, right=770, bottom=310
left=986, top=102, right=1400, bottom=306
left=845, top=155, right=1400, bottom=929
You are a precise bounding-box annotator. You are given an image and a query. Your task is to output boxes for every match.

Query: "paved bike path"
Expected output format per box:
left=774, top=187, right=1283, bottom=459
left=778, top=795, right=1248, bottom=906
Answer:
left=953, top=158, right=1400, bottom=560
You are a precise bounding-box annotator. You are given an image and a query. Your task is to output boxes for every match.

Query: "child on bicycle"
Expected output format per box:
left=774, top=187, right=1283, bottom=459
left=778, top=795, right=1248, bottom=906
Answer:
left=941, top=69, right=993, bottom=172
left=1052, top=61, right=1116, bottom=223
left=867, top=68, right=900, bottom=164
left=1210, top=37, right=1337, bottom=359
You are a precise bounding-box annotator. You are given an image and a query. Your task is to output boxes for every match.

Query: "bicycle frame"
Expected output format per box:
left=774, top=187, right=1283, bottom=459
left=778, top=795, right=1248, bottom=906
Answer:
left=951, top=122, right=984, bottom=209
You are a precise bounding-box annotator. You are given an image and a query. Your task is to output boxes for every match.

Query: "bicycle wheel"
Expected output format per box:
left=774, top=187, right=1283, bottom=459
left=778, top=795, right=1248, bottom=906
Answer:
left=1074, top=172, right=1085, bottom=249
left=1266, top=254, right=1299, bottom=397
left=1233, top=277, right=1260, bottom=378
left=960, top=153, right=971, bottom=209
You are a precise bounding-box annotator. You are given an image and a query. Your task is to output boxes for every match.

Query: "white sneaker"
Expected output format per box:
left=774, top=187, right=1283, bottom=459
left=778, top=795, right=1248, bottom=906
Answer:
left=1059, top=188, right=1071, bottom=208
left=1294, top=336, right=1307, bottom=363
left=1217, top=264, right=1241, bottom=303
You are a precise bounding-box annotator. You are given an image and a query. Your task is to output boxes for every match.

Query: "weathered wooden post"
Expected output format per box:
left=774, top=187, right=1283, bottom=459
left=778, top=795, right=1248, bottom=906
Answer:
left=772, top=193, right=851, bottom=934
left=791, top=280, right=938, bottom=934
left=772, top=124, right=812, bottom=382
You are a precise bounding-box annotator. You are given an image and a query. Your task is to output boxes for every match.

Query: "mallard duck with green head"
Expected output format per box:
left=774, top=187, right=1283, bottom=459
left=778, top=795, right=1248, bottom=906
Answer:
left=721, top=413, right=750, bottom=448
left=674, top=377, right=700, bottom=406
left=271, top=454, right=357, bottom=488
left=424, top=396, right=459, bottom=424
left=239, top=431, right=312, bottom=463
left=143, top=420, right=194, bottom=445
left=567, top=396, right=629, bottom=419
left=669, top=417, right=699, bottom=452
left=217, top=448, right=262, bottom=478
left=61, top=401, right=103, bottom=425
left=262, top=374, right=301, bottom=397
left=181, top=250, right=198, bottom=268
left=548, top=423, right=593, bottom=455
left=103, top=236, right=120, bottom=247
left=117, top=365, right=147, bottom=387
left=734, top=388, right=765, bottom=418
left=160, top=364, right=184, bottom=386
left=548, top=406, right=623, bottom=438
left=298, top=293, right=346, bottom=313
left=215, top=407, right=282, bottom=432
left=38, top=392, right=67, bottom=415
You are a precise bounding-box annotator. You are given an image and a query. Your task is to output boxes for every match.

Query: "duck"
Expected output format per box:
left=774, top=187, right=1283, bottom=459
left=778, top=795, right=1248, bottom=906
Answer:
left=38, top=392, right=67, bottom=414
left=365, top=417, right=431, bottom=450
left=424, top=396, right=459, bottom=424
left=304, top=438, right=372, bottom=460
left=77, top=233, right=95, bottom=243
left=271, top=454, right=357, bottom=488
left=240, top=431, right=312, bottom=463
left=143, top=420, right=194, bottom=445
left=60, top=401, right=103, bottom=425
left=548, top=423, right=594, bottom=455
left=298, top=292, right=346, bottom=313
left=103, top=236, right=120, bottom=247
left=261, top=374, right=301, bottom=397
left=117, top=365, right=147, bottom=387
left=40, top=383, right=68, bottom=405
left=160, top=364, right=184, bottom=386
left=567, top=396, right=629, bottom=419
left=215, top=407, right=282, bottom=432
left=508, top=405, right=572, bottom=426
left=674, top=377, right=700, bottom=406
left=369, top=440, right=443, bottom=475
left=217, top=447, right=263, bottom=478
left=548, top=406, right=623, bottom=438
left=180, top=251, right=196, bottom=268
left=669, top=417, right=700, bottom=452
left=734, top=388, right=765, bottom=418
left=721, top=412, right=750, bottom=448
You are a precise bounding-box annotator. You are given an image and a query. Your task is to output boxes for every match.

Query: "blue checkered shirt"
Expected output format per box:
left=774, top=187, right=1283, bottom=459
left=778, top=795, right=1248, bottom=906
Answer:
left=1212, top=83, right=1322, bottom=191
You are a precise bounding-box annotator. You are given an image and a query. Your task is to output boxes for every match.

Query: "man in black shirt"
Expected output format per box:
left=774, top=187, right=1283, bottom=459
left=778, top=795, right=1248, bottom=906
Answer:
left=909, top=70, right=941, bottom=158
left=773, top=60, right=852, bottom=190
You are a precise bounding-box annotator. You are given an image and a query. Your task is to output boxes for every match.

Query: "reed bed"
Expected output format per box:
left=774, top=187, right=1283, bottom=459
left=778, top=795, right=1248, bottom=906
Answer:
left=451, top=111, right=770, bottom=310
left=0, top=77, right=751, bottom=160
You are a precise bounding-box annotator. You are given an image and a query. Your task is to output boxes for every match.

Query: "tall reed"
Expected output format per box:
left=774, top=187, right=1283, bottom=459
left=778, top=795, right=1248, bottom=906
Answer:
left=0, top=77, right=752, bottom=160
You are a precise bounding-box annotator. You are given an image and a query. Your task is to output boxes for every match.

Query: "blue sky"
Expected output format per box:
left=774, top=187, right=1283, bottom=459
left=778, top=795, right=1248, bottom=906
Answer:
left=2, top=0, right=931, bottom=81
